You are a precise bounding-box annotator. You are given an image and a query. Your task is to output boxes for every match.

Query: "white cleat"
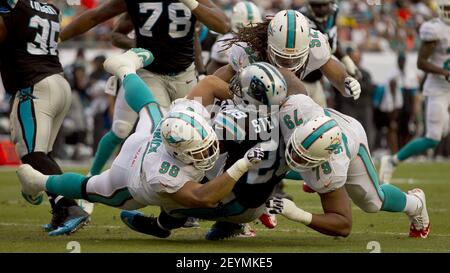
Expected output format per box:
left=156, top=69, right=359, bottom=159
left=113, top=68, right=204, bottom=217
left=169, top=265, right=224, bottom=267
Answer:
left=77, top=199, right=95, bottom=215
left=103, top=48, right=154, bottom=78
left=379, top=155, right=395, bottom=184
left=16, top=164, right=47, bottom=205
left=408, top=188, right=430, bottom=238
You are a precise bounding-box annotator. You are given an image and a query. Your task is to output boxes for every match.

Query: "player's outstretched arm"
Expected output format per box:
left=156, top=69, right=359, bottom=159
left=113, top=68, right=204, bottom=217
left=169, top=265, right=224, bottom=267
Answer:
left=320, top=57, right=361, bottom=100
left=170, top=147, right=264, bottom=208
left=181, top=0, right=230, bottom=34
left=60, top=0, right=126, bottom=41
left=111, top=13, right=135, bottom=50
left=268, top=186, right=352, bottom=237
left=418, top=41, right=450, bottom=81
left=186, top=75, right=232, bottom=106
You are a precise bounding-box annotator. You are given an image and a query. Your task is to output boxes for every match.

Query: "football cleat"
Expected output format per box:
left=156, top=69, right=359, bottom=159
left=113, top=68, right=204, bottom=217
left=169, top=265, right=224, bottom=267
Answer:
left=77, top=199, right=95, bottom=215
left=16, top=164, right=46, bottom=205
left=379, top=155, right=396, bottom=184
left=104, top=48, right=154, bottom=77
left=259, top=209, right=278, bottom=229
left=47, top=205, right=90, bottom=236
left=120, top=210, right=171, bottom=238
left=302, top=182, right=316, bottom=193
left=182, top=217, right=200, bottom=228
left=408, top=188, right=430, bottom=238
left=205, top=221, right=255, bottom=241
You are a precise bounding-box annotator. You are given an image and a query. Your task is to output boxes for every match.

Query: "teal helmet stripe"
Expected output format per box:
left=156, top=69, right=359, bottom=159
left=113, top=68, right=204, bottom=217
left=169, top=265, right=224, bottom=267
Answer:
left=259, top=62, right=287, bottom=91
left=254, top=63, right=275, bottom=97
left=302, top=119, right=338, bottom=149
left=244, top=1, right=254, bottom=21
left=286, top=10, right=296, bottom=49
left=168, top=112, right=207, bottom=139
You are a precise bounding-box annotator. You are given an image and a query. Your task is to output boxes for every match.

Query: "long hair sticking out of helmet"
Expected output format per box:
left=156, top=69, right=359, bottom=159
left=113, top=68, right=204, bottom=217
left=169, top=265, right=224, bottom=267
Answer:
left=223, top=20, right=271, bottom=62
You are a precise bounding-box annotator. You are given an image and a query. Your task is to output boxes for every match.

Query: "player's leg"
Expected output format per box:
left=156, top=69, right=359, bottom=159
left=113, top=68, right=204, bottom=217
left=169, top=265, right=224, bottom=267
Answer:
left=137, top=69, right=172, bottom=111
left=167, top=63, right=197, bottom=102
left=89, top=85, right=138, bottom=176
left=347, top=126, right=429, bottom=237
left=379, top=94, right=446, bottom=183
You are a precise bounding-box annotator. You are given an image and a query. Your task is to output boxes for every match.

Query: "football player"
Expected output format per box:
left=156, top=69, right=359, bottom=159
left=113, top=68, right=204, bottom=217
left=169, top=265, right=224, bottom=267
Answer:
left=267, top=93, right=430, bottom=238
left=379, top=0, right=450, bottom=184
left=0, top=0, right=89, bottom=235
left=16, top=49, right=265, bottom=238
left=206, top=1, right=262, bottom=74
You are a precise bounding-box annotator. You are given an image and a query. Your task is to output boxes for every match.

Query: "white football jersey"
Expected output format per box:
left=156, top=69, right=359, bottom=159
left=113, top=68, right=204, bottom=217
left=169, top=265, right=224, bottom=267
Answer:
left=228, top=29, right=331, bottom=80
left=419, top=18, right=450, bottom=95
left=210, top=33, right=235, bottom=64
left=280, top=94, right=364, bottom=193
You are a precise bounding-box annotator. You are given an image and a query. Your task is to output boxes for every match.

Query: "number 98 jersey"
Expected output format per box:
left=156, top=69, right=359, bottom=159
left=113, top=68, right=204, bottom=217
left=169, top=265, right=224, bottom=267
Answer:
left=125, top=0, right=197, bottom=75
left=0, top=0, right=63, bottom=91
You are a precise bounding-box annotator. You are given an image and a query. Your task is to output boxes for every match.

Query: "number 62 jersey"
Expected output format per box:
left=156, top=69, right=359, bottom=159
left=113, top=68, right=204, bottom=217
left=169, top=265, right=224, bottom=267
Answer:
left=0, top=0, right=63, bottom=91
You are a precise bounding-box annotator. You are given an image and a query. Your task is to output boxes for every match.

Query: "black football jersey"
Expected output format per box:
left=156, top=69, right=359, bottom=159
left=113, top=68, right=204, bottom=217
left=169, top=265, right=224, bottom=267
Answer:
left=214, top=103, right=286, bottom=208
left=124, top=0, right=197, bottom=75
left=0, top=0, right=63, bottom=91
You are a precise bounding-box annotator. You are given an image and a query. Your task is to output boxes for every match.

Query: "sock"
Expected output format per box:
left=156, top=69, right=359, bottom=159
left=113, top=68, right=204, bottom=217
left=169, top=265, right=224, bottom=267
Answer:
left=21, top=152, right=77, bottom=208
left=396, top=137, right=439, bottom=162
left=90, top=131, right=124, bottom=175
left=380, top=184, right=407, bottom=212
left=45, top=173, right=88, bottom=200
left=404, top=193, right=423, bottom=216
left=285, top=171, right=303, bottom=180
left=123, top=73, right=157, bottom=113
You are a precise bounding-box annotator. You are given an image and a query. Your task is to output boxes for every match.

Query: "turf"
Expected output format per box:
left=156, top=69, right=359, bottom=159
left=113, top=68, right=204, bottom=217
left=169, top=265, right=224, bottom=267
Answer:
left=0, top=163, right=449, bottom=253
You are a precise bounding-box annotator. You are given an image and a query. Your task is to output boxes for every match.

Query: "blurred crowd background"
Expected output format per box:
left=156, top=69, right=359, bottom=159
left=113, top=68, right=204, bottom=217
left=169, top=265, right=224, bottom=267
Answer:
left=0, top=0, right=448, bottom=163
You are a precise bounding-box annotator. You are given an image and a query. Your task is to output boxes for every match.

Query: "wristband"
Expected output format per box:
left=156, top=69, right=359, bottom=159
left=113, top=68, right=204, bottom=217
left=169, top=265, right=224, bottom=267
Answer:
left=226, top=158, right=250, bottom=181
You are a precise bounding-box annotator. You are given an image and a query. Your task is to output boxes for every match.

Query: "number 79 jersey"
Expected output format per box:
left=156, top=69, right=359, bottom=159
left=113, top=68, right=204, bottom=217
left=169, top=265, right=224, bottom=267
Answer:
left=0, top=0, right=63, bottom=90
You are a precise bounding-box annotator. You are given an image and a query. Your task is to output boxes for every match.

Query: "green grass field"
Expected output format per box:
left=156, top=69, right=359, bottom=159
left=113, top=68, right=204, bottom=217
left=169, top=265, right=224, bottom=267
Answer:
left=1, top=163, right=449, bottom=253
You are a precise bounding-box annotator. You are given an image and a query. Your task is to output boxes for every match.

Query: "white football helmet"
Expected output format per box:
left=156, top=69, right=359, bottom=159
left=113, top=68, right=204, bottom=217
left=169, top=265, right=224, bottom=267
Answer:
left=160, top=110, right=219, bottom=171
left=229, top=62, right=288, bottom=111
left=267, top=10, right=311, bottom=73
left=437, top=0, right=450, bottom=24
left=231, top=1, right=263, bottom=32
left=286, top=115, right=342, bottom=171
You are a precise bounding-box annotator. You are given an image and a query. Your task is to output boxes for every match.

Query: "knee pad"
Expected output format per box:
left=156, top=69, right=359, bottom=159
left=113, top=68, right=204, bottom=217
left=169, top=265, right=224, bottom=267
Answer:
left=112, top=120, right=134, bottom=139
left=360, top=202, right=381, bottom=213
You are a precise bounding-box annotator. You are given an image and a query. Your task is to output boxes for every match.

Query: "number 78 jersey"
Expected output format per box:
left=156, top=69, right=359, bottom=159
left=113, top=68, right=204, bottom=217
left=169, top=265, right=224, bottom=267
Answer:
left=1, top=0, right=63, bottom=90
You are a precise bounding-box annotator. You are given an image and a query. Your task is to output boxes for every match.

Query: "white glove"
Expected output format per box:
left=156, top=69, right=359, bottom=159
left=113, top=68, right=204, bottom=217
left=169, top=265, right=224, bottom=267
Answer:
left=243, top=147, right=265, bottom=167
left=226, top=147, right=264, bottom=181
left=344, top=76, right=361, bottom=100
left=266, top=197, right=312, bottom=225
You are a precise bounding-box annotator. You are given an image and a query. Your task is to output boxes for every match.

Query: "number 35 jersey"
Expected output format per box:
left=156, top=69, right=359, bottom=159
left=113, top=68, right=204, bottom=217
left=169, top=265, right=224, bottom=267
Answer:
left=125, top=0, right=197, bottom=75
left=0, top=0, right=63, bottom=91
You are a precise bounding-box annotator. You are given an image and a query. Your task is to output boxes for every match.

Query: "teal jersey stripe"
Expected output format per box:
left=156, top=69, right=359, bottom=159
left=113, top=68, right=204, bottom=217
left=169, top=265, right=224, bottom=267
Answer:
left=342, top=133, right=351, bottom=159
left=18, top=88, right=35, bottom=154
left=244, top=1, right=254, bottom=21
left=169, top=112, right=207, bottom=139
left=357, top=144, right=384, bottom=200
left=302, top=119, right=338, bottom=149
left=216, top=115, right=243, bottom=140
left=146, top=103, right=163, bottom=133
left=286, top=10, right=296, bottom=49
left=87, top=188, right=133, bottom=207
